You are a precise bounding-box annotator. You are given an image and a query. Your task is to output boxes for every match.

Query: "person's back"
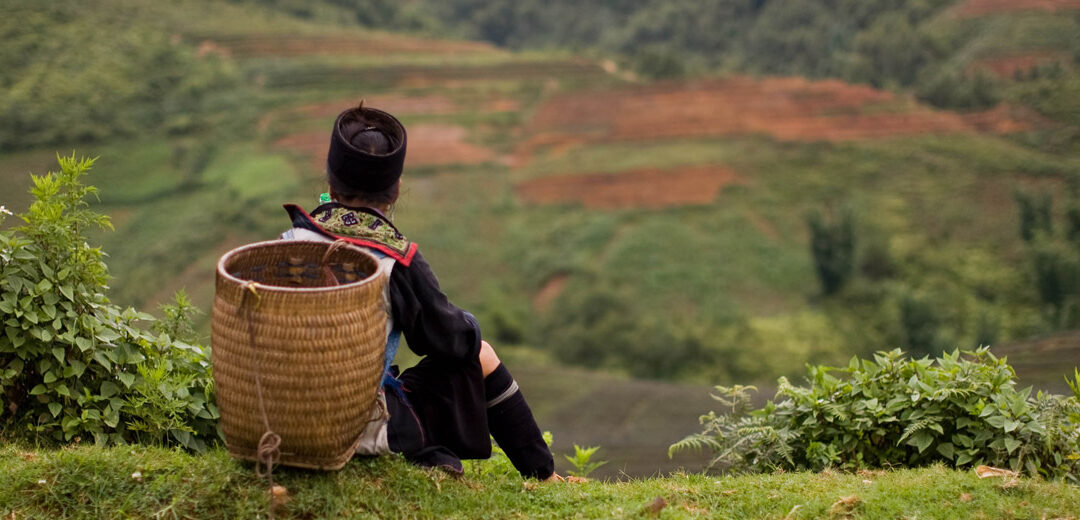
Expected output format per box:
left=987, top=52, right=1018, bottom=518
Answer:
left=281, top=104, right=557, bottom=479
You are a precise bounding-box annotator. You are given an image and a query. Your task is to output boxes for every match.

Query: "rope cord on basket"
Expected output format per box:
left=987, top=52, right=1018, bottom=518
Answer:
left=241, top=281, right=282, bottom=519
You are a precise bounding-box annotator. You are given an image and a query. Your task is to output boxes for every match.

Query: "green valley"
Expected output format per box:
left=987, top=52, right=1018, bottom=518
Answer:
left=3, top=0, right=1080, bottom=481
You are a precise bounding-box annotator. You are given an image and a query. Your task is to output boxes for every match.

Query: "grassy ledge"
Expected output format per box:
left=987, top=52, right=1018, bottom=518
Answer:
left=2, top=444, right=1079, bottom=519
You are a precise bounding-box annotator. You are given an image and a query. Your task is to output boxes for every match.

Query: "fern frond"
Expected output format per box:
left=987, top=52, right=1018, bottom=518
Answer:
left=931, top=387, right=975, bottom=401
left=898, top=418, right=936, bottom=443
left=668, top=434, right=723, bottom=458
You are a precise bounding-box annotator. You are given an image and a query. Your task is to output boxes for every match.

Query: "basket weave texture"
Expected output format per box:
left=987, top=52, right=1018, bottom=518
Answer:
left=211, top=240, right=387, bottom=470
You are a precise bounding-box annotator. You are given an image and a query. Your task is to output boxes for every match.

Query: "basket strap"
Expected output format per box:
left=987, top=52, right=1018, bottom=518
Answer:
left=318, top=240, right=351, bottom=286
left=241, top=282, right=282, bottom=519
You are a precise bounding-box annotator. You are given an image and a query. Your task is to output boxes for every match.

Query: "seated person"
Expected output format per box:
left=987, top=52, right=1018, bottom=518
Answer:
left=281, top=104, right=559, bottom=480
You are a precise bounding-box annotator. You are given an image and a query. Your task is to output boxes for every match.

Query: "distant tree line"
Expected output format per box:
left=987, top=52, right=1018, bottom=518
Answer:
left=307, top=0, right=1008, bottom=109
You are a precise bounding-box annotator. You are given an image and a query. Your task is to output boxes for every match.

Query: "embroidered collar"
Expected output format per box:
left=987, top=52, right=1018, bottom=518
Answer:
left=284, top=203, right=417, bottom=266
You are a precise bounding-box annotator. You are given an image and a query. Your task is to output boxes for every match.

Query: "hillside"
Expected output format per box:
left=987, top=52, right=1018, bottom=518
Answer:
left=3, top=0, right=1080, bottom=477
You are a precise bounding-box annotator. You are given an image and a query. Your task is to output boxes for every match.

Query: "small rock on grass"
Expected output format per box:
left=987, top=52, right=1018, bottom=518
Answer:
left=643, top=496, right=667, bottom=515
left=829, top=495, right=860, bottom=516
left=270, top=485, right=289, bottom=508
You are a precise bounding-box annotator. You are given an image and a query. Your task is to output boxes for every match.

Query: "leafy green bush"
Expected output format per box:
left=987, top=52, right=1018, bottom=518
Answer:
left=1015, top=188, right=1054, bottom=243
left=671, top=348, right=1080, bottom=482
left=897, top=291, right=945, bottom=357
left=0, top=155, right=218, bottom=450
left=807, top=208, right=855, bottom=296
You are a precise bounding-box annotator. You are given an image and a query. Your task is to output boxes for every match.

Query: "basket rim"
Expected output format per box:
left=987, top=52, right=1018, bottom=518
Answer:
left=217, top=239, right=385, bottom=293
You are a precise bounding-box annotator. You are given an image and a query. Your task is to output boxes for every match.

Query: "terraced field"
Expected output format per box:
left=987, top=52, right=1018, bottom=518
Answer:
left=955, top=0, right=1080, bottom=17
left=518, top=76, right=1035, bottom=157
left=516, top=165, right=745, bottom=210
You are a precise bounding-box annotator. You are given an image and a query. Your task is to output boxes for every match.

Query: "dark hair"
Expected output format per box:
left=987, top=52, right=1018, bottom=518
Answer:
left=327, top=108, right=402, bottom=206
left=327, top=169, right=400, bottom=206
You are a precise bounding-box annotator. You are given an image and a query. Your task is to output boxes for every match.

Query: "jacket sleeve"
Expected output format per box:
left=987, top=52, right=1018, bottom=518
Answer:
left=388, top=250, right=481, bottom=360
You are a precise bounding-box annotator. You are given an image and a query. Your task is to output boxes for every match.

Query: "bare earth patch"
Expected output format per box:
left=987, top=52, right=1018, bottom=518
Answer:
left=955, top=0, right=1080, bottom=17
left=274, top=124, right=494, bottom=172
left=407, top=124, right=495, bottom=167
left=960, top=104, right=1051, bottom=134
left=519, top=76, right=1034, bottom=157
left=533, top=274, right=569, bottom=312
left=516, top=165, right=744, bottom=210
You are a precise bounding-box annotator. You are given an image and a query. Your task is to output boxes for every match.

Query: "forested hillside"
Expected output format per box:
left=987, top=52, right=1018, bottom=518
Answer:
left=3, top=0, right=1079, bottom=389
left=241, top=0, right=1080, bottom=118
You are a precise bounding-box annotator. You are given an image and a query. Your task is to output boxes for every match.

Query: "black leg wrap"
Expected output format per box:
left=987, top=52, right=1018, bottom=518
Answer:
left=485, top=364, right=555, bottom=480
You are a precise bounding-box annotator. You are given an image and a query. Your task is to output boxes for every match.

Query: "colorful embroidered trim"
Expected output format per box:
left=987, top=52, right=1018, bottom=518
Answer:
left=284, top=204, right=417, bottom=266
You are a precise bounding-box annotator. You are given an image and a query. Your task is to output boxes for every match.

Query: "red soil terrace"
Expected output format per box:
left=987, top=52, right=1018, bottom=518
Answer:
left=516, top=165, right=744, bottom=210
left=955, top=0, right=1080, bottom=17
left=519, top=76, right=1033, bottom=156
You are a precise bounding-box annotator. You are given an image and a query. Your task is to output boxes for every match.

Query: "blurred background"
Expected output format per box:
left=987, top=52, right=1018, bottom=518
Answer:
left=2, top=0, right=1079, bottom=478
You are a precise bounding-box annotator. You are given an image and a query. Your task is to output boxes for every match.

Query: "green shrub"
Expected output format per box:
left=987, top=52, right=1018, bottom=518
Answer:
left=807, top=208, right=856, bottom=296
left=670, top=348, right=1080, bottom=482
left=535, top=280, right=716, bottom=380
left=897, top=291, right=945, bottom=357
left=916, top=68, right=1002, bottom=110
left=0, top=155, right=218, bottom=450
left=1015, top=188, right=1054, bottom=243
left=1029, top=236, right=1080, bottom=324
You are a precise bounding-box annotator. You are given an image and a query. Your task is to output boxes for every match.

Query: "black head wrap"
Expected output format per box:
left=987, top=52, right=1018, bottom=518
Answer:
left=327, top=106, right=407, bottom=192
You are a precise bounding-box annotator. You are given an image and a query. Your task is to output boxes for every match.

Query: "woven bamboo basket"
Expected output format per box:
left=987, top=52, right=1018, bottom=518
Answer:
left=211, top=240, right=387, bottom=470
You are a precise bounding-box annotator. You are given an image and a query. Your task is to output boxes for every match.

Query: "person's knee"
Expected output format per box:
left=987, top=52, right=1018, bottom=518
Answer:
left=479, top=340, right=501, bottom=377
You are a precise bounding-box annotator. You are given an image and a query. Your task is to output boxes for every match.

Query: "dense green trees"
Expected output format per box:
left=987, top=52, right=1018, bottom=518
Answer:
left=353, top=0, right=972, bottom=105
left=1, top=1, right=245, bottom=151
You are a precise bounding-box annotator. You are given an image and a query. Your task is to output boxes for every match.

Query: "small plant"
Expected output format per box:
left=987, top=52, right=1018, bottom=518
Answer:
left=671, top=348, right=1080, bottom=482
left=564, top=444, right=607, bottom=479
left=152, top=289, right=202, bottom=344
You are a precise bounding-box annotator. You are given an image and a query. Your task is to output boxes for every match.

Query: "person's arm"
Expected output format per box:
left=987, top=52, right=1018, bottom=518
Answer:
left=389, top=250, right=481, bottom=360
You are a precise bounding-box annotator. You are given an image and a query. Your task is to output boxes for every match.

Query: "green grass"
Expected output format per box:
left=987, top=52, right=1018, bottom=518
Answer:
left=2, top=443, right=1079, bottom=519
